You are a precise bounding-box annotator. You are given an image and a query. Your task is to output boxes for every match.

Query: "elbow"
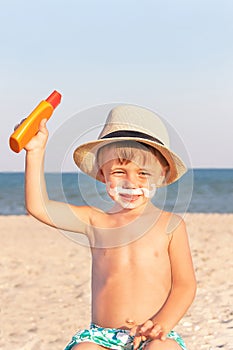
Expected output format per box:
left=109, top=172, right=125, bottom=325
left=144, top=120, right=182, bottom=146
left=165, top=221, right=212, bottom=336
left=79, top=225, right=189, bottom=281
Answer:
left=25, top=204, right=35, bottom=217
left=25, top=197, right=48, bottom=222
left=26, top=206, right=43, bottom=222
left=25, top=199, right=37, bottom=217
left=185, top=277, right=197, bottom=304
left=175, top=276, right=197, bottom=304
left=25, top=204, right=48, bottom=225
left=187, top=271, right=197, bottom=301
left=26, top=203, right=56, bottom=229
left=192, top=277, right=197, bottom=300
left=25, top=202, right=41, bottom=219
left=188, top=284, right=197, bottom=306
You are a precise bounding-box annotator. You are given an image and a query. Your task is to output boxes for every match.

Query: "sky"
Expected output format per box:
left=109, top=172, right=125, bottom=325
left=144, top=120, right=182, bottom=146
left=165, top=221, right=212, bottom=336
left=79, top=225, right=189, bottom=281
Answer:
left=1, top=0, right=233, bottom=171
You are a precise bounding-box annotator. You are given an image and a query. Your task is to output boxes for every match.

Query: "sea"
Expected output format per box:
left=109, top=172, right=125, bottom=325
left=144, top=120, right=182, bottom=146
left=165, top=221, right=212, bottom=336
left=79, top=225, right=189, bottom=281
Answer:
left=0, top=169, right=232, bottom=215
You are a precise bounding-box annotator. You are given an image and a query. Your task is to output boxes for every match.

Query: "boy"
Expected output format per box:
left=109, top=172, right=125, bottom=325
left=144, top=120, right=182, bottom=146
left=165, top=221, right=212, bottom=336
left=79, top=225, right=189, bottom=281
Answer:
left=24, top=105, right=196, bottom=349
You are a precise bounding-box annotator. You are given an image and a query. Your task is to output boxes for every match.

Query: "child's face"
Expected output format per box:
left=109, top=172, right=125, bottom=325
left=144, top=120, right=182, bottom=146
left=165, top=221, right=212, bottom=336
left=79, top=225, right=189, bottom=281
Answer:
left=99, top=148, right=165, bottom=210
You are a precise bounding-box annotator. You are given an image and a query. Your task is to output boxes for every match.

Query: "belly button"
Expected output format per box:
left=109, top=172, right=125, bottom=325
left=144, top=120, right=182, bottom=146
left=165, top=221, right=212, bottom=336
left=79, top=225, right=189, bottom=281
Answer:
left=125, top=318, right=136, bottom=328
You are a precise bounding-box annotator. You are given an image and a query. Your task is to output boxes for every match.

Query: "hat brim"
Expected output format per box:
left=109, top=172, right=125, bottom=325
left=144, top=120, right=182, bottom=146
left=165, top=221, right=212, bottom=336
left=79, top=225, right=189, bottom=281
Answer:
left=73, top=137, right=187, bottom=186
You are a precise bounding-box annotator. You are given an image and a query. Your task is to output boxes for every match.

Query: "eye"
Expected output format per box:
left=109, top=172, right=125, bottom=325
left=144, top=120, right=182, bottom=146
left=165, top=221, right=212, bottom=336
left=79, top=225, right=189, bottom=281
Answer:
left=111, top=170, right=125, bottom=175
left=139, top=171, right=151, bottom=177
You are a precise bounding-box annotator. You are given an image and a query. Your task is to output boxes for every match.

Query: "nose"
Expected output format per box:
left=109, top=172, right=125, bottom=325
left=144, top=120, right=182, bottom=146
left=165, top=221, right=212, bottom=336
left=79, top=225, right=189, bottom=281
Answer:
left=122, top=172, right=138, bottom=188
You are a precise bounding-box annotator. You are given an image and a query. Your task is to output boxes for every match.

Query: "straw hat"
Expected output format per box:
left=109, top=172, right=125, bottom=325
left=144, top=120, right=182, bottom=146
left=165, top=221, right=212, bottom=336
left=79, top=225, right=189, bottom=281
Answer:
left=73, top=105, right=187, bottom=186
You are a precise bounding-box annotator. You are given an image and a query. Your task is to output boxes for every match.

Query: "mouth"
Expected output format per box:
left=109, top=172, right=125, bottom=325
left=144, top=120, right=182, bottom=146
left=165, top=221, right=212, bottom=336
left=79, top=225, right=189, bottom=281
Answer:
left=107, top=185, right=155, bottom=206
left=119, top=193, right=141, bottom=202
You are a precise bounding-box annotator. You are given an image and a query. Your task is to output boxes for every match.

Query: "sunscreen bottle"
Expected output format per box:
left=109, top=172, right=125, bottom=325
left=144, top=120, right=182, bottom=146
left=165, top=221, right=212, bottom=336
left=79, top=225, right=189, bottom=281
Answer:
left=9, top=90, right=62, bottom=153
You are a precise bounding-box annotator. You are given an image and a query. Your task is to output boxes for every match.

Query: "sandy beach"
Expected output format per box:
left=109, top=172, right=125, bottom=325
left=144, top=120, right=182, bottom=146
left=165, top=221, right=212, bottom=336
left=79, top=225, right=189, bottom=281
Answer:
left=1, top=214, right=233, bottom=350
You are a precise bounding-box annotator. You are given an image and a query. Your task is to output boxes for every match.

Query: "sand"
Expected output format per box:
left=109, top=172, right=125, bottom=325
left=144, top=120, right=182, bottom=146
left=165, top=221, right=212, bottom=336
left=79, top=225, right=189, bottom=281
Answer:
left=1, top=214, right=233, bottom=350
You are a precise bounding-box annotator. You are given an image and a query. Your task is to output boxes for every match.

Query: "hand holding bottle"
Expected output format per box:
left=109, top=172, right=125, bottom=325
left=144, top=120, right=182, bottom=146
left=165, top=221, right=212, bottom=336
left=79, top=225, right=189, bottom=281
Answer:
left=9, top=90, right=62, bottom=153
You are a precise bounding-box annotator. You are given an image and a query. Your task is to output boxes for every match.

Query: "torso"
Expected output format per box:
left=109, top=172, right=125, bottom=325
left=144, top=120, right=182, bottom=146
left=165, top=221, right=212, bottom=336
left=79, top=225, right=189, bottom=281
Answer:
left=88, top=203, right=173, bottom=329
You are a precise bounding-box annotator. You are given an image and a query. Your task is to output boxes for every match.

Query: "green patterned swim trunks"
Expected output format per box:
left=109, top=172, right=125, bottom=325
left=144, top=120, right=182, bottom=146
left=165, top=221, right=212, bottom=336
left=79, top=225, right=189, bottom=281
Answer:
left=64, top=323, right=187, bottom=350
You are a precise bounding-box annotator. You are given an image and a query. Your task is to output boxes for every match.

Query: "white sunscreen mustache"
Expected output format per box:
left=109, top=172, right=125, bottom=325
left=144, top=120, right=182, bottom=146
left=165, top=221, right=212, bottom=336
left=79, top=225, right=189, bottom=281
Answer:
left=108, top=185, right=156, bottom=199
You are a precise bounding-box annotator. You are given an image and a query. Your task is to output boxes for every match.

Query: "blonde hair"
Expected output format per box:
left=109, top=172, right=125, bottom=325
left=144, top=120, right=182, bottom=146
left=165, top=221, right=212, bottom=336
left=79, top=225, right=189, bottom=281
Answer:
left=96, top=140, right=169, bottom=171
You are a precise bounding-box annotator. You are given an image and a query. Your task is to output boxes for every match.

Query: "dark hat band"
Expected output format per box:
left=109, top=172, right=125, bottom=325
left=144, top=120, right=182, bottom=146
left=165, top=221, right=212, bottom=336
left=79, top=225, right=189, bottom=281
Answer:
left=100, top=130, right=164, bottom=146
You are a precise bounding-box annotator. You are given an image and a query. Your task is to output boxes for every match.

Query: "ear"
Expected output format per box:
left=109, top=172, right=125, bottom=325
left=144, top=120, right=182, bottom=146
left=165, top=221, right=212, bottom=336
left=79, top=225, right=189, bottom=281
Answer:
left=98, top=169, right=106, bottom=183
left=157, top=175, right=165, bottom=186
left=157, top=166, right=168, bottom=186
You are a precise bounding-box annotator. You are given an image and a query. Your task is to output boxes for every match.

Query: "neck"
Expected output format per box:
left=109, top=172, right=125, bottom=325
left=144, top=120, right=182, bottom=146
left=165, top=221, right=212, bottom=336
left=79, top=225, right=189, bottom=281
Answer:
left=108, top=200, right=154, bottom=217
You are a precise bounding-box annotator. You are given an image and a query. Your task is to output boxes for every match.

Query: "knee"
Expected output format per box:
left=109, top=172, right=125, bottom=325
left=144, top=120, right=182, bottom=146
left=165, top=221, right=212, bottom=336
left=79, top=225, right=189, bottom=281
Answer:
left=145, top=338, right=182, bottom=349
left=71, top=343, right=104, bottom=349
left=71, top=344, right=88, bottom=349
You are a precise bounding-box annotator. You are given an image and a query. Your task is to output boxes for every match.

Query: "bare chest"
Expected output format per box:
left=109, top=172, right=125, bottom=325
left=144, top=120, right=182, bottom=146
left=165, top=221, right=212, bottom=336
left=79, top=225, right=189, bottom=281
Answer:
left=91, top=228, right=170, bottom=275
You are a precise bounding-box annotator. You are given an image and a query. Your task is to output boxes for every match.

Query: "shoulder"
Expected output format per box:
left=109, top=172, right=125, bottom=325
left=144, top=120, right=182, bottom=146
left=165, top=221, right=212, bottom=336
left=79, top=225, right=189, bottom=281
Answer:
left=165, top=213, right=189, bottom=250
left=69, top=204, right=107, bottom=235
left=157, top=210, right=186, bottom=236
left=70, top=204, right=103, bottom=225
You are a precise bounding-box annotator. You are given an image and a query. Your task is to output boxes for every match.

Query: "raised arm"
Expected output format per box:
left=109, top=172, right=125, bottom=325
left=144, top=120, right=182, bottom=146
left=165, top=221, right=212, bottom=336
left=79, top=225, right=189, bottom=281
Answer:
left=25, top=119, right=92, bottom=234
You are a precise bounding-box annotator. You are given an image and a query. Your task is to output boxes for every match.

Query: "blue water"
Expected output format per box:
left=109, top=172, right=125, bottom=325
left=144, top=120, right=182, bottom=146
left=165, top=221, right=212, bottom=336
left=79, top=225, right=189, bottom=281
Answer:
left=0, top=169, right=232, bottom=215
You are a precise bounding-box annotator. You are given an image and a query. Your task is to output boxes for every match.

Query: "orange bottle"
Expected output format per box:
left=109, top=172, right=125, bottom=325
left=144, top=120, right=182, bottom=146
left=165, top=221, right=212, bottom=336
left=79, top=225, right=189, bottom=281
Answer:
left=9, top=90, right=62, bottom=153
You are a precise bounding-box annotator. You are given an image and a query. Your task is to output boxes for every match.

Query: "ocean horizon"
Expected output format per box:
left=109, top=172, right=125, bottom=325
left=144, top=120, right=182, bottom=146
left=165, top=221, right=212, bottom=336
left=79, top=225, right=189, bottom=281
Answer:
left=0, top=169, right=232, bottom=215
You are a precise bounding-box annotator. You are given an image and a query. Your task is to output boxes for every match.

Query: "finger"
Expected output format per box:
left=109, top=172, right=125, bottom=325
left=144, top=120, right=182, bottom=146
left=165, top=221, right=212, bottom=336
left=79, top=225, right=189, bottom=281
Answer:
left=14, top=123, right=20, bottom=131
left=133, top=335, right=142, bottom=350
left=140, top=319, right=154, bottom=334
left=38, top=119, right=48, bottom=135
left=129, top=325, right=138, bottom=337
left=148, top=324, right=163, bottom=338
left=39, top=118, right=47, bottom=129
left=160, top=331, right=167, bottom=341
left=129, top=326, right=137, bottom=337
